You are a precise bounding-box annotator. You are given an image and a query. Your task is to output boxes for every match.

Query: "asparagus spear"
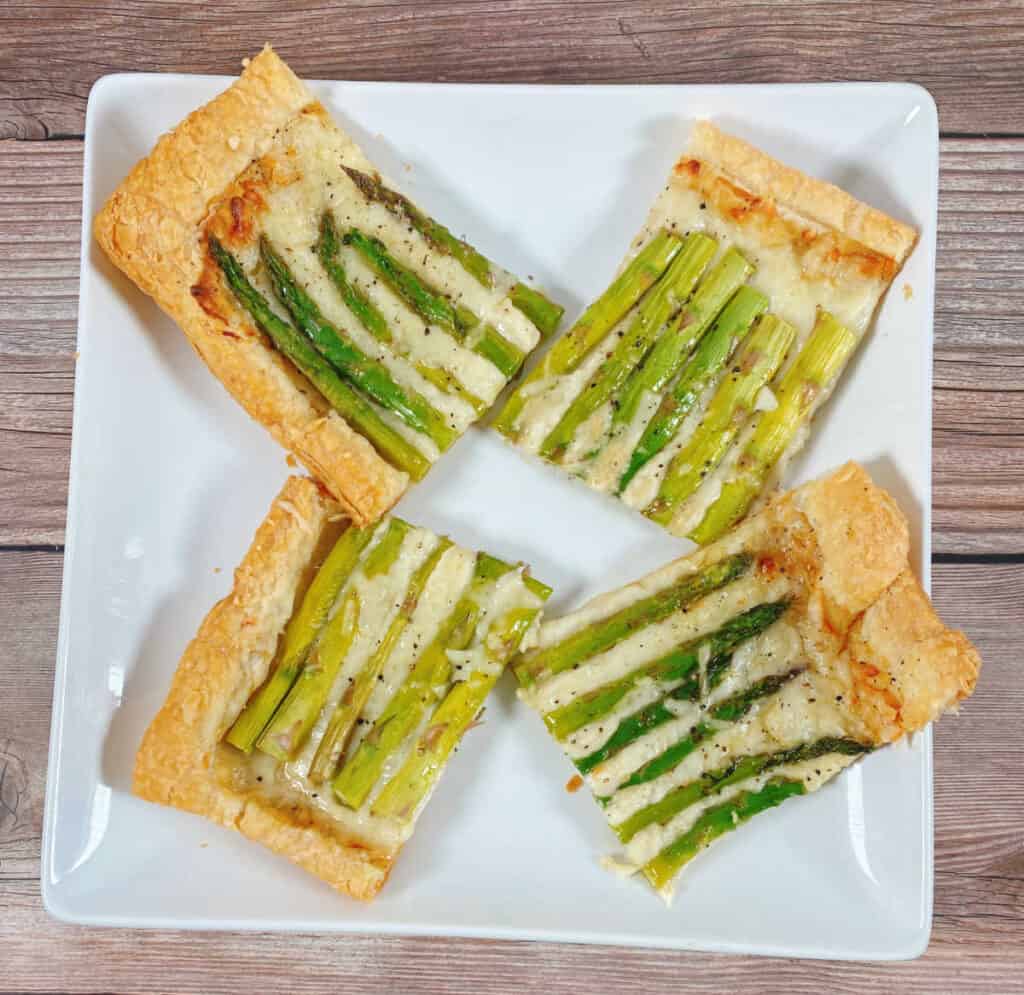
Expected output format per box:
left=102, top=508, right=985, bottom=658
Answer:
left=689, top=310, right=859, bottom=544
left=493, top=231, right=684, bottom=437
left=332, top=555, right=499, bottom=809
left=224, top=522, right=375, bottom=752
left=619, top=737, right=870, bottom=845
left=514, top=552, right=751, bottom=686
left=341, top=166, right=565, bottom=336
left=363, top=518, right=412, bottom=578
left=598, top=667, right=806, bottom=791
left=546, top=600, right=789, bottom=740
left=308, top=536, right=453, bottom=783
left=371, top=606, right=543, bottom=822
left=613, top=248, right=755, bottom=429
left=318, top=213, right=488, bottom=412
left=208, top=236, right=430, bottom=480
left=256, top=590, right=361, bottom=761
left=316, top=213, right=394, bottom=345
left=260, top=238, right=457, bottom=451
left=508, top=282, right=565, bottom=338
left=646, top=314, right=796, bottom=526
left=413, top=362, right=487, bottom=414
left=617, top=286, right=769, bottom=493
left=342, top=165, right=495, bottom=288
left=344, top=228, right=525, bottom=378
left=538, top=233, right=717, bottom=462
left=643, top=778, right=806, bottom=890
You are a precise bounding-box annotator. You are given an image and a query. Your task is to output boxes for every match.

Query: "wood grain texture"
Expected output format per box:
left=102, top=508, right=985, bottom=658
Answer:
left=0, top=551, right=1019, bottom=990
left=0, top=137, right=1022, bottom=551
left=3, top=1, right=1024, bottom=139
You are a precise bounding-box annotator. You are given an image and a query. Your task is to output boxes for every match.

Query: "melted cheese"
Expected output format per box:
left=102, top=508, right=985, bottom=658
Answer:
left=225, top=518, right=546, bottom=853
left=528, top=574, right=788, bottom=715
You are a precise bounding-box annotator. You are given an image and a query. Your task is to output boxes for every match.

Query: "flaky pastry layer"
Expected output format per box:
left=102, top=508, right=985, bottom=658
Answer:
left=94, top=46, right=407, bottom=525
left=133, top=476, right=394, bottom=899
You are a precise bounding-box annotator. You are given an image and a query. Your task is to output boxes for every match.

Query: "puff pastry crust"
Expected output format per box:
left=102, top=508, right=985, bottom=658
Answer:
left=133, top=476, right=394, bottom=899
left=689, top=121, right=918, bottom=264
left=94, top=47, right=408, bottom=525
left=761, top=461, right=980, bottom=743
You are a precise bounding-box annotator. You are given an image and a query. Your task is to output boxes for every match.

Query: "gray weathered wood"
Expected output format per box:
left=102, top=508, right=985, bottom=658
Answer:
left=0, top=550, right=1019, bottom=989
left=2, top=1, right=1024, bottom=139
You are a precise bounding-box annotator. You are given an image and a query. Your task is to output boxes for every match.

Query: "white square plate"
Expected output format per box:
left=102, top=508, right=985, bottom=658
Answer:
left=44, top=72, right=938, bottom=959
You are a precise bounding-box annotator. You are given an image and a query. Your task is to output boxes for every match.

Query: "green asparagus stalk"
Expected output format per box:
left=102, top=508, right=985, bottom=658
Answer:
left=646, top=314, right=796, bottom=526
left=514, top=552, right=751, bottom=686
left=342, top=165, right=495, bottom=289
left=508, top=282, right=565, bottom=338
left=319, top=213, right=486, bottom=412
left=260, top=238, right=457, bottom=451
left=208, top=236, right=430, bottom=481
left=345, top=227, right=476, bottom=333
left=493, top=230, right=684, bottom=437
left=612, top=248, right=755, bottom=429
left=256, top=590, right=361, bottom=761
left=341, top=166, right=564, bottom=336
left=643, top=778, right=806, bottom=890
left=617, top=286, right=769, bottom=493
left=472, top=325, right=528, bottom=380
left=363, top=518, right=412, bottom=578
left=316, top=213, right=394, bottom=345
left=344, top=228, right=525, bottom=378
left=308, top=537, right=453, bottom=783
left=371, top=606, right=543, bottom=822
left=546, top=600, right=790, bottom=741
left=607, top=666, right=802, bottom=792
left=538, top=233, right=717, bottom=462
left=225, top=523, right=375, bottom=752
left=619, top=737, right=870, bottom=846
left=332, top=555, right=498, bottom=809
left=334, top=554, right=550, bottom=810
left=413, top=362, right=487, bottom=414
left=689, top=310, right=859, bottom=544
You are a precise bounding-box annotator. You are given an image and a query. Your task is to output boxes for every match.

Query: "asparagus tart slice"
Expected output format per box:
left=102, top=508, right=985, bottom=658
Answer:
left=134, top=476, right=550, bottom=900
left=514, top=463, right=979, bottom=902
left=95, top=47, right=563, bottom=526
left=496, top=123, right=917, bottom=541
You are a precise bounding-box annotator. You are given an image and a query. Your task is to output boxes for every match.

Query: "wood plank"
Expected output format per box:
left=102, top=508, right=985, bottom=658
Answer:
left=0, top=551, right=1019, bottom=986
left=1, top=137, right=1022, bottom=550
left=0, top=356, right=73, bottom=546
left=0, top=876, right=1021, bottom=995
left=2, top=1, right=1024, bottom=139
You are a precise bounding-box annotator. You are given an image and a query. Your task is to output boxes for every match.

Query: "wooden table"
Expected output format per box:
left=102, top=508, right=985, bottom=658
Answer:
left=2, top=2, right=1022, bottom=991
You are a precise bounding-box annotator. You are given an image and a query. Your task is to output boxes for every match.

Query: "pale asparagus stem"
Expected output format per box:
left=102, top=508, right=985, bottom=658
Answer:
left=612, top=247, right=755, bottom=429
left=538, top=233, right=717, bottom=462
left=493, top=231, right=684, bottom=438
left=689, top=310, right=858, bottom=543
left=225, top=523, right=375, bottom=753
left=371, top=607, right=543, bottom=822
left=307, top=536, right=453, bottom=784
left=256, top=590, right=361, bottom=762
left=331, top=555, right=505, bottom=809
left=646, top=314, right=796, bottom=526
left=616, top=285, right=769, bottom=493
